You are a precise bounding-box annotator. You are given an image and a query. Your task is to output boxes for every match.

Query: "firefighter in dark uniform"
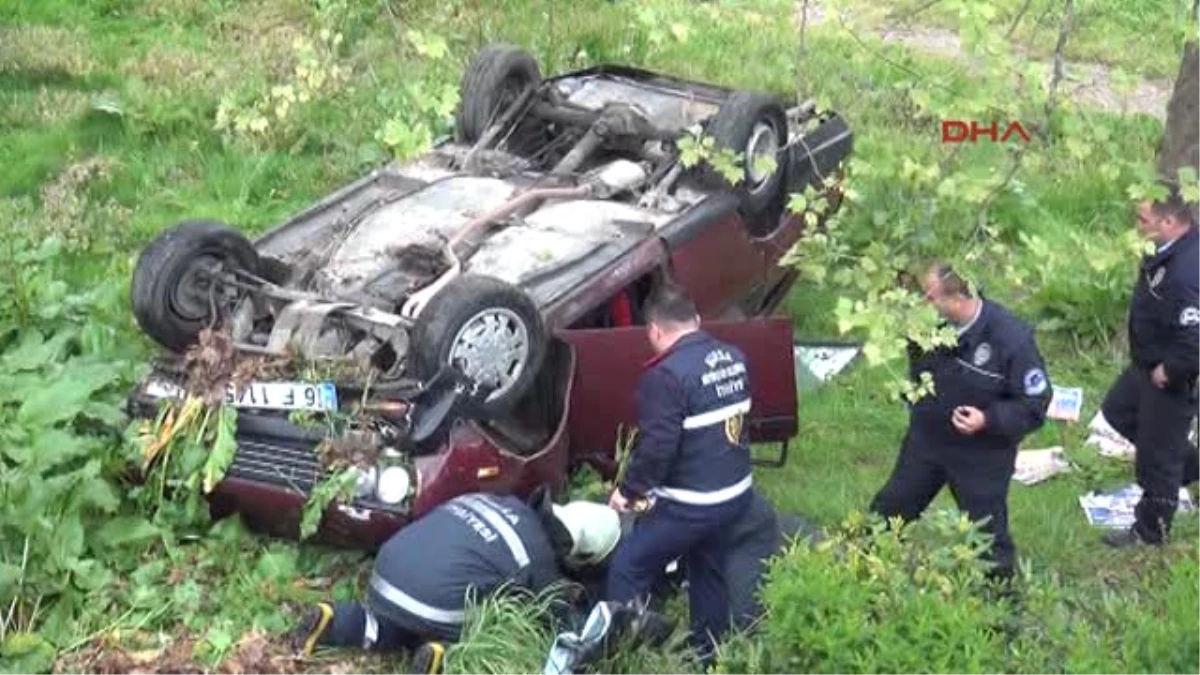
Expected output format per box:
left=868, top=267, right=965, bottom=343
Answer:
left=1100, top=193, right=1200, bottom=548
left=604, top=283, right=754, bottom=665
left=291, top=489, right=621, bottom=673
left=869, top=262, right=1052, bottom=581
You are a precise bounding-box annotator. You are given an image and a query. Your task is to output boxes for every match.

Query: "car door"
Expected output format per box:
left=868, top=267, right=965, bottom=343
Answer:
left=554, top=316, right=797, bottom=477
left=656, top=196, right=767, bottom=320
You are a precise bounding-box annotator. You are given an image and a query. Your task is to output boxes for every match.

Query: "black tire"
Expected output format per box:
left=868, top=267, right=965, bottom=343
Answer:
left=409, top=274, right=546, bottom=415
left=455, top=43, right=542, bottom=148
left=131, top=220, right=259, bottom=353
left=697, top=90, right=788, bottom=220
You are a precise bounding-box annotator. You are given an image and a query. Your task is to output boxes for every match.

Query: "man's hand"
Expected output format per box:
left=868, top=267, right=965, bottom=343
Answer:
left=1152, top=363, right=1169, bottom=389
left=952, top=406, right=987, bottom=435
left=608, top=487, right=630, bottom=512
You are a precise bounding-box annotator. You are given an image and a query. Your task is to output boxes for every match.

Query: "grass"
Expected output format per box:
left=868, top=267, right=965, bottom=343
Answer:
left=824, top=0, right=1197, bottom=80
left=0, top=0, right=1196, bottom=673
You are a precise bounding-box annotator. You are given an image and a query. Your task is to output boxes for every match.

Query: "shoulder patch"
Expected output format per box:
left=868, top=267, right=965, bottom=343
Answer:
left=1023, top=368, right=1048, bottom=396
left=1181, top=306, right=1200, bottom=327
left=973, top=342, right=992, bottom=366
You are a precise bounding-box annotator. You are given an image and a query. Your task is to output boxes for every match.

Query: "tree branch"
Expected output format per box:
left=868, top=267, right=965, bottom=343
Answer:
left=833, top=13, right=1017, bottom=119
left=1004, top=0, right=1035, bottom=39
left=798, top=0, right=810, bottom=97
left=1043, top=0, right=1075, bottom=127
left=957, top=146, right=1027, bottom=258
left=886, top=0, right=944, bottom=25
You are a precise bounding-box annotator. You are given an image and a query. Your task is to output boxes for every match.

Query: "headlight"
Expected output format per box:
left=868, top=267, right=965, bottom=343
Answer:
left=376, top=466, right=411, bottom=504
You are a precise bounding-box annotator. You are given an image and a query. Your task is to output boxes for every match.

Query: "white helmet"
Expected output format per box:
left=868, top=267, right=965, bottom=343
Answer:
left=551, top=501, right=622, bottom=566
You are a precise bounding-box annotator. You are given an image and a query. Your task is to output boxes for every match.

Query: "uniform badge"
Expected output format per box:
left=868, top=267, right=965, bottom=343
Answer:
left=725, top=413, right=745, bottom=445
left=1023, top=368, right=1048, bottom=396
left=1181, top=307, right=1200, bottom=327
left=973, top=342, right=992, bottom=366
left=1149, top=267, right=1166, bottom=288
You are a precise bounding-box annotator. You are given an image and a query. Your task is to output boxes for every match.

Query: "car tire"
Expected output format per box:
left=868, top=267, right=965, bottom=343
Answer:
left=455, top=43, right=543, bottom=150
left=409, top=274, right=546, bottom=415
left=131, top=220, right=260, bottom=353
left=697, top=90, right=788, bottom=221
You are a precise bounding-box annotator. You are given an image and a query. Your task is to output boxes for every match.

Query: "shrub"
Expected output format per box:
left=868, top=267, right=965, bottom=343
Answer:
left=715, top=508, right=1012, bottom=674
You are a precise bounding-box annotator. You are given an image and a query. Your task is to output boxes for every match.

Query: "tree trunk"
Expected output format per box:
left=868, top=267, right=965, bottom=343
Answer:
left=1158, top=39, right=1198, bottom=220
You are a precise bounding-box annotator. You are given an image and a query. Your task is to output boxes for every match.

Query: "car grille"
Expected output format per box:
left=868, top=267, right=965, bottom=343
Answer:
left=226, top=434, right=327, bottom=494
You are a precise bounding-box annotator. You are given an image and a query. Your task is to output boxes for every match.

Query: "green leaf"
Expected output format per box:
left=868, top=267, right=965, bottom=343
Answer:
left=95, top=516, right=161, bottom=549
left=0, top=632, right=56, bottom=674
left=254, top=547, right=299, bottom=582
left=50, top=517, right=85, bottom=572
left=16, top=361, right=121, bottom=427
left=0, top=562, right=21, bottom=598
left=1, top=329, right=74, bottom=373
left=203, top=406, right=238, bottom=494
left=27, top=429, right=91, bottom=471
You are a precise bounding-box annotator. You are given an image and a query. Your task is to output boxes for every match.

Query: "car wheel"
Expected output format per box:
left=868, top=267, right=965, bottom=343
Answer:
left=455, top=43, right=543, bottom=152
left=131, top=220, right=260, bottom=353
left=409, top=274, right=546, bottom=415
left=697, top=90, right=788, bottom=221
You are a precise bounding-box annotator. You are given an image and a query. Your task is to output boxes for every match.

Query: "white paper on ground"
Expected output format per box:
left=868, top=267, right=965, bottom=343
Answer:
left=794, top=344, right=861, bottom=382
left=1083, top=410, right=1136, bottom=460
left=1013, top=446, right=1072, bottom=485
left=1078, top=483, right=1195, bottom=529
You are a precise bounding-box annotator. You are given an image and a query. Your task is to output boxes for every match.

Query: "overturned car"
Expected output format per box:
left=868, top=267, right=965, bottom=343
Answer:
left=125, top=44, right=853, bottom=549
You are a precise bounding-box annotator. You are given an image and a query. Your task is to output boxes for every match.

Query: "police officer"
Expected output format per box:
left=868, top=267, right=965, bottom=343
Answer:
left=605, top=283, right=754, bottom=665
left=869, top=262, right=1052, bottom=581
left=1100, top=192, right=1199, bottom=548
left=292, top=489, right=621, bottom=672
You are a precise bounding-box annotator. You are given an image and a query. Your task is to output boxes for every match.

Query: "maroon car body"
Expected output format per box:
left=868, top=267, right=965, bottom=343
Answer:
left=126, top=52, right=853, bottom=550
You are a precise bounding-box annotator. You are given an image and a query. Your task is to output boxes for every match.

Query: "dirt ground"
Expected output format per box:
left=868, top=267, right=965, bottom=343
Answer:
left=54, top=629, right=392, bottom=675
left=794, top=0, right=1171, bottom=120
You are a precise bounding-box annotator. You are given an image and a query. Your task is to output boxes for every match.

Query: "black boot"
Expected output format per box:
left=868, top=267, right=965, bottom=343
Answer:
left=290, top=602, right=335, bottom=658
left=411, top=641, right=446, bottom=674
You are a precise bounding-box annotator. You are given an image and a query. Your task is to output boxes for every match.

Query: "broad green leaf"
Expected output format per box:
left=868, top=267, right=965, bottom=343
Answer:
left=50, top=517, right=85, bottom=571
left=69, top=558, right=114, bottom=592
left=255, top=547, right=299, bottom=582
left=1, top=329, right=74, bottom=373
left=95, top=516, right=161, bottom=549
left=0, top=562, right=20, bottom=597
left=29, top=429, right=91, bottom=471
left=16, top=361, right=122, bottom=427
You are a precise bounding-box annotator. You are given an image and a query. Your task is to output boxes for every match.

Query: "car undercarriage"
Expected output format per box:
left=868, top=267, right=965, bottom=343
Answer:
left=125, top=43, right=854, bottom=547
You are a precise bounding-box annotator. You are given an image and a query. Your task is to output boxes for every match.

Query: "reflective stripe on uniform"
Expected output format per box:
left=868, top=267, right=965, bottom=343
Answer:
left=681, top=398, right=752, bottom=429
left=362, top=604, right=379, bottom=649
left=457, top=495, right=531, bottom=568
left=954, top=358, right=1004, bottom=380
left=652, top=474, right=753, bottom=505
left=370, top=572, right=465, bottom=625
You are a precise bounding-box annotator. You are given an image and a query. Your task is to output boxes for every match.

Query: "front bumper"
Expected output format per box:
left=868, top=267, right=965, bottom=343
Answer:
left=126, top=372, right=415, bottom=550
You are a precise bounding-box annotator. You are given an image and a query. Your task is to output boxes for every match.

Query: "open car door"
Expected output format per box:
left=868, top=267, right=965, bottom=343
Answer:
left=555, top=316, right=797, bottom=478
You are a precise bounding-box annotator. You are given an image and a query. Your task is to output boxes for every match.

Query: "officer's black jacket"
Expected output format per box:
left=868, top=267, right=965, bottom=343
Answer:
left=1128, top=224, right=1200, bottom=390
left=906, top=299, right=1052, bottom=449
left=366, top=492, right=562, bottom=640
left=618, top=330, right=753, bottom=502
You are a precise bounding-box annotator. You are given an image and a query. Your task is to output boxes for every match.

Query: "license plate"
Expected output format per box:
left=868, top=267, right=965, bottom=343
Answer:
left=143, top=378, right=338, bottom=412
left=224, top=381, right=338, bottom=412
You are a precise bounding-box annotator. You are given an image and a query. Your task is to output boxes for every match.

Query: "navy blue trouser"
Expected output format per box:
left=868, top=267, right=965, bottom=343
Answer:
left=606, top=490, right=752, bottom=661
left=1101, top=365, right=1199, bottom=542
left=869, top=428, right=1018, bottom=578
left=321, top=601, right=425, bottom=652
